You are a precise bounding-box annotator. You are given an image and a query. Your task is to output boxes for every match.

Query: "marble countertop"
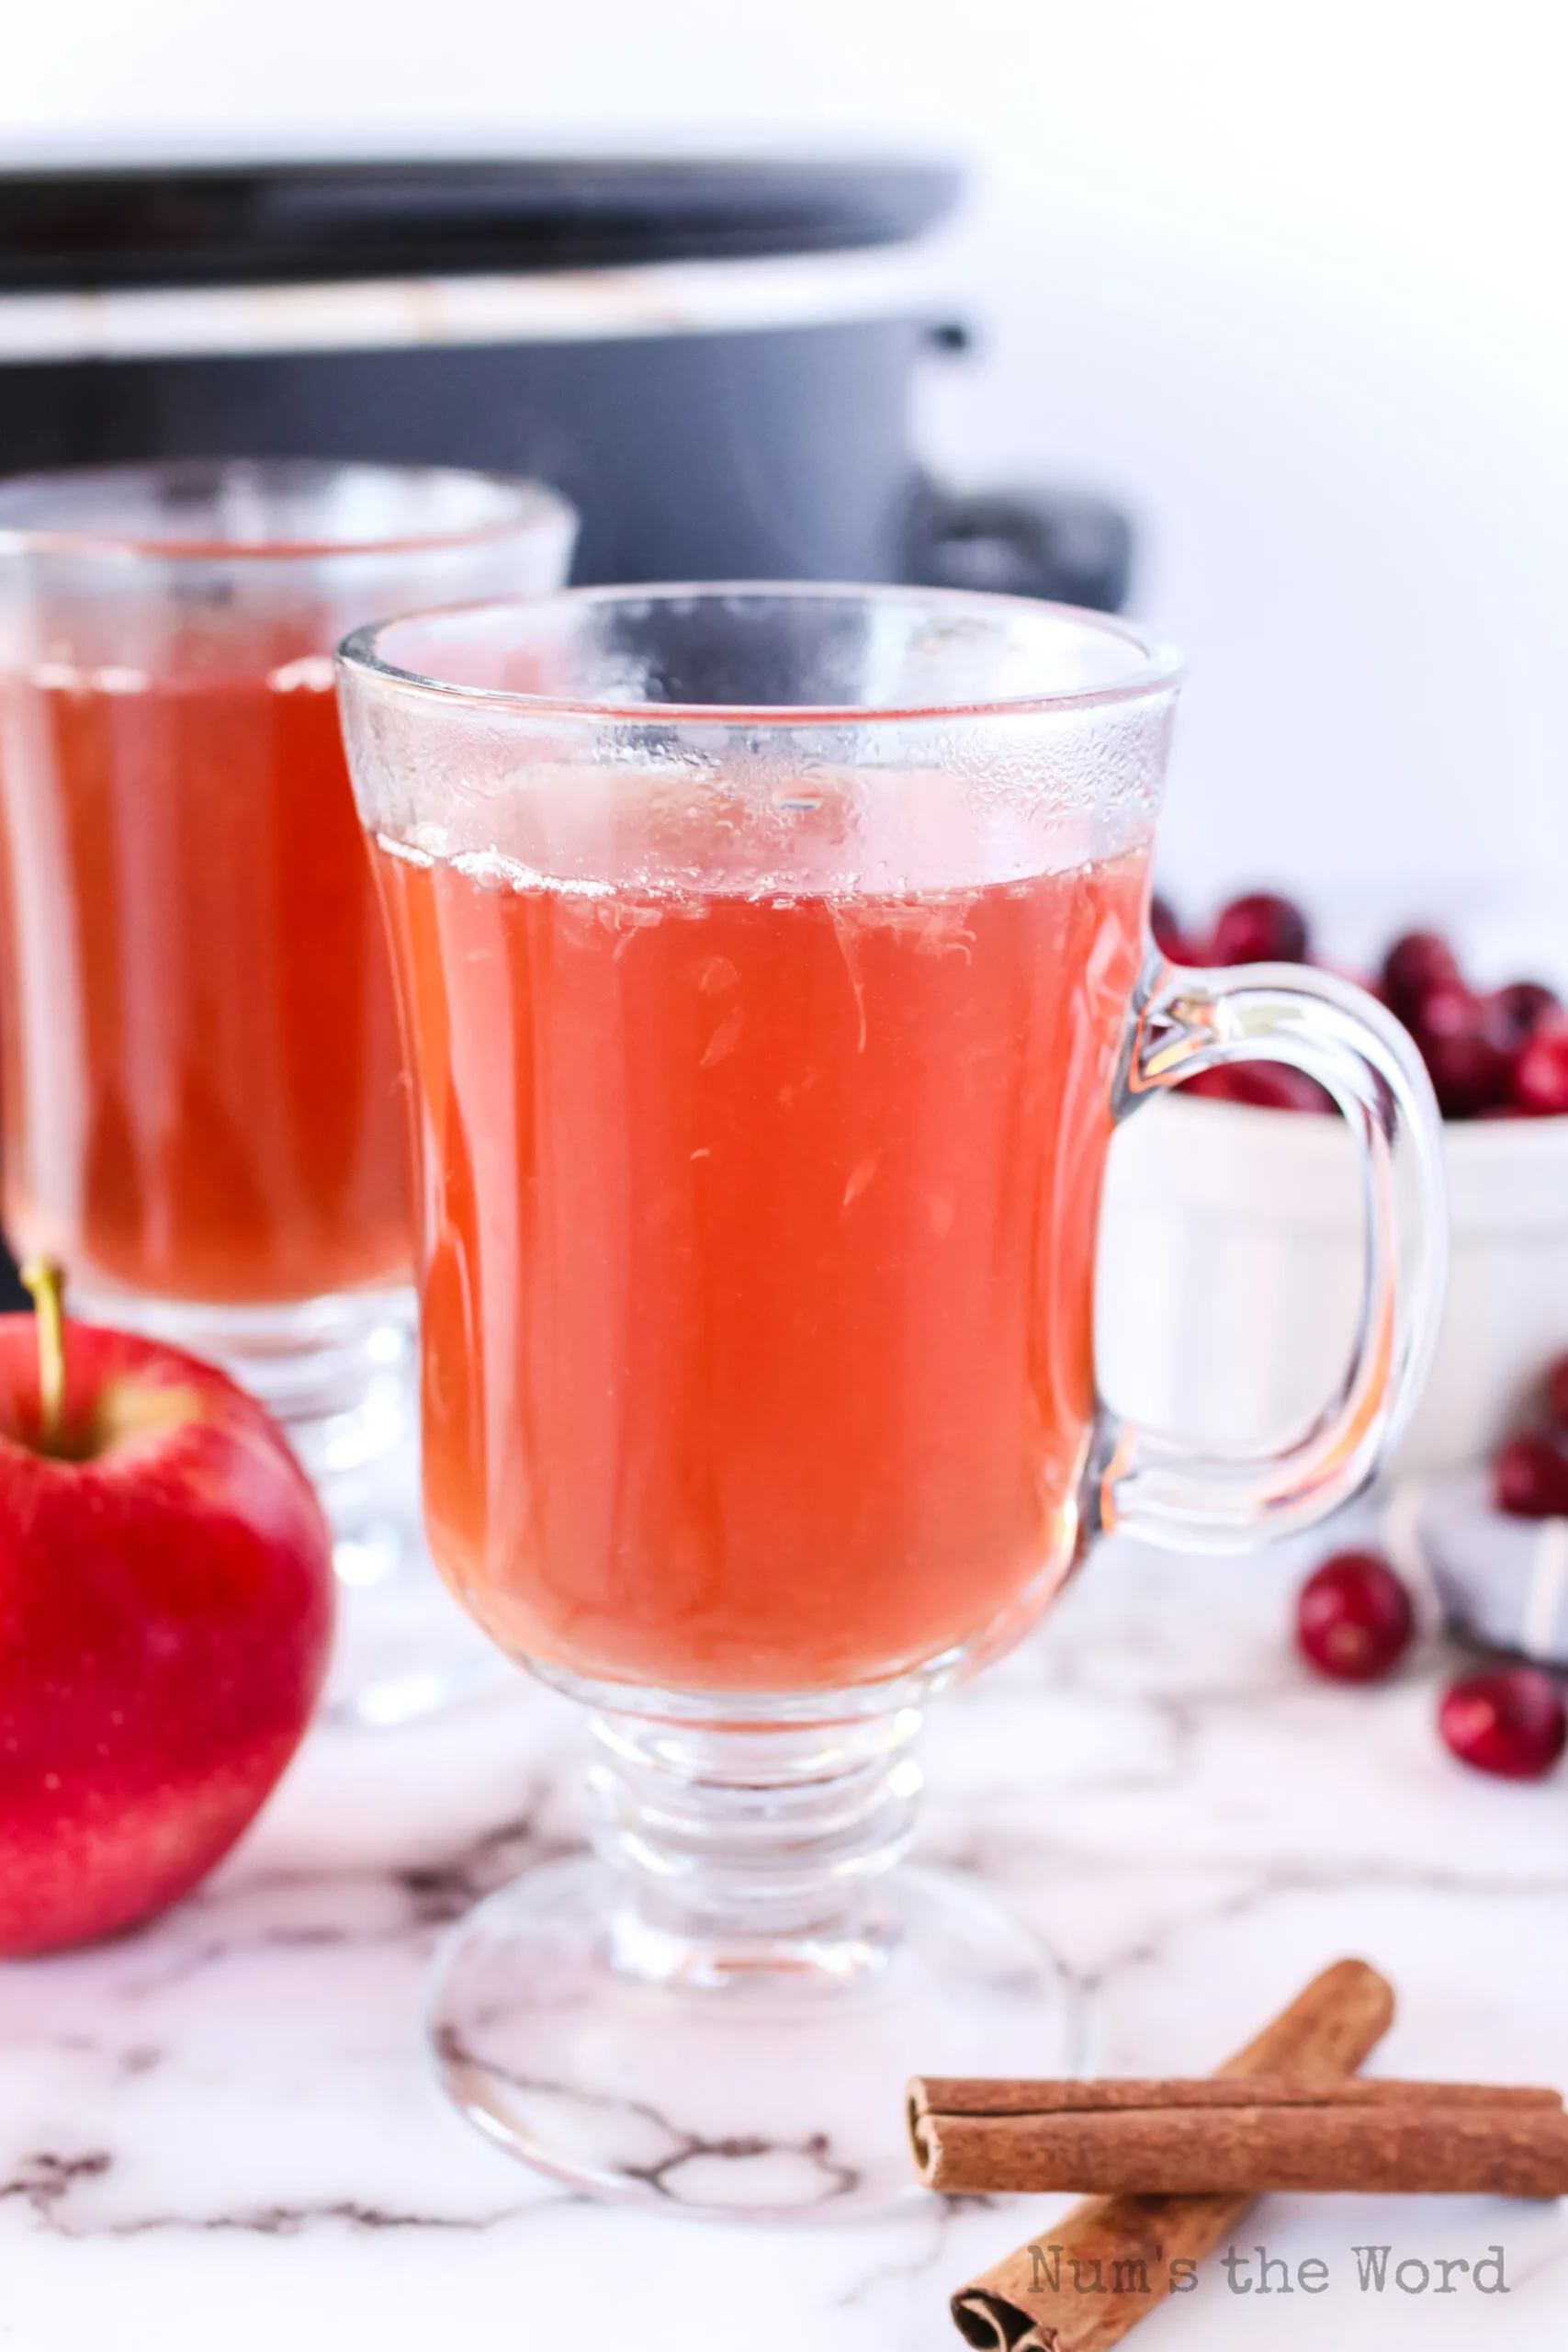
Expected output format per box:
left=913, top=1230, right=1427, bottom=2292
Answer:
left=6, top=1532, right=1568, bottom=2350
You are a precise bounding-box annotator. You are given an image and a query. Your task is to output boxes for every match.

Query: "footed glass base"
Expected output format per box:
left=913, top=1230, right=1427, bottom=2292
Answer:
left=431, top=1856, right=1073, bottom=2218
left=428, top=1708, right=1077, bottom=2219
left=318, top=1449, right=504, bottom=1731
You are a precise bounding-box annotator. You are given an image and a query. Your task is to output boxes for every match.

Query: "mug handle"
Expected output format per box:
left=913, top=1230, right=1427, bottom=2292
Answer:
left=1088, top=956, right=1449, bottom=1550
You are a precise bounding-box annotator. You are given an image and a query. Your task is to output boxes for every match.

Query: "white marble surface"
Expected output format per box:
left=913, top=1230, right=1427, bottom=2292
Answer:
left=6, top=1532, right=1568, bottom=2350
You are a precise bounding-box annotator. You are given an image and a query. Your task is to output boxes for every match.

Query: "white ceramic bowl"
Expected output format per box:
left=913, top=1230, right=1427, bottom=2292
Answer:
left=1095, top=1094, right=1568, bottom=1476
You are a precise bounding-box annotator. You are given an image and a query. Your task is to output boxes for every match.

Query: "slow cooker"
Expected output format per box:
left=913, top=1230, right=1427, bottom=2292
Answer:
left=0, top=153, right=1130, bottom=605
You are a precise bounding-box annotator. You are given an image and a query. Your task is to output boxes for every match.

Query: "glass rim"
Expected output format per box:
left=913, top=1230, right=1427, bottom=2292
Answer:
left=336, top=582, right=1186, bottom=726
left=0, top=458, right=574, bottom=565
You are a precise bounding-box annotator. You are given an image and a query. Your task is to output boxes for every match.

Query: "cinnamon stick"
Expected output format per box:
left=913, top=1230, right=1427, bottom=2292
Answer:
left=912, top=2075, right=1568, bottom=2198
left=916, top=2075, right=1558, bottom=2120
left=944, top=1956, right=1394, bottom=2352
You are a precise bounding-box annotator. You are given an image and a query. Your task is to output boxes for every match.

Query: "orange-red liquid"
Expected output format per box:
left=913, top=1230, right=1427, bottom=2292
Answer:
left=375, top=835, right=1147, bottom=1692
left=0, top=662, right=411, bottom=1304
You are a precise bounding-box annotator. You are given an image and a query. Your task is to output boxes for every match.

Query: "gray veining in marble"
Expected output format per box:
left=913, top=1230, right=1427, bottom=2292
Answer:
left=4, top=1533, right=1566, bottom=2348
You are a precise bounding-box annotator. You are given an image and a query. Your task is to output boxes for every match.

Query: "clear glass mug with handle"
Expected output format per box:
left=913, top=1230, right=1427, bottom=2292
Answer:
left=0, top=460, right=577, bottom=1725
left=336, top=584, right=1446, bottom=2217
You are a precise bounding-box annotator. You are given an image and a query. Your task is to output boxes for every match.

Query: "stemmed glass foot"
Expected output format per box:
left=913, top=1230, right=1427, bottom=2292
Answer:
left=428, top=1704, right=1077, bottom=2219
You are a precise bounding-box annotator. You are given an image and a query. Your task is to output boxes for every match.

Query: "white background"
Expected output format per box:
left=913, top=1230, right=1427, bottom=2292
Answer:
left=6, top=0, right=1568, bottom=970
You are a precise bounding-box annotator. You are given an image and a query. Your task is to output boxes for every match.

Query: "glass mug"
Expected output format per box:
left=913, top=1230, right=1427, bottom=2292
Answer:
left=0, top=461, right=577, bottom=1723
left=336, top=585, right=1446, bottom=2216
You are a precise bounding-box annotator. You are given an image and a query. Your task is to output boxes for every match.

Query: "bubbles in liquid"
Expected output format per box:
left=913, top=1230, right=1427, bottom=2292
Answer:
left=446, top=845, right=616, bottom=900
left=384, top=829, right=1118, bottom=953
left=371, top=747, right=1148, bottom=900
left=375, top=830, right=436, bottom=870
left=266, top=655, right=336, bottom=695
left=28, top=660, right=150, bottom=695
left=832, top=894, right=978, bottom=958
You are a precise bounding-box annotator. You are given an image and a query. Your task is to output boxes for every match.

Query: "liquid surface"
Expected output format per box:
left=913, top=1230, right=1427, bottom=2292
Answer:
left=0, top=659, right=412, bottom=1304
left=375, top=834, right=1148, bottom=1693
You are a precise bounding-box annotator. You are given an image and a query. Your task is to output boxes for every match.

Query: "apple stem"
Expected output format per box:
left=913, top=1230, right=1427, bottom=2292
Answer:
left=18, top=1256, right=66, bottom=1446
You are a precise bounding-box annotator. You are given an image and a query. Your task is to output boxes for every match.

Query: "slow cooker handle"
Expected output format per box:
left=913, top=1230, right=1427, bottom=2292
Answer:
left=906, top=479, right=1133, bottom=613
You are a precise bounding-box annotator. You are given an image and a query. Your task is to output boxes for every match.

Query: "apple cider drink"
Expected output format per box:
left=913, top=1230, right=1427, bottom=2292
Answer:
left=336, top=582, right=1448, bottom=2218
left=375, top=832, right=1147, bottom=1692
left=0, top=649, right=410, bottom=1304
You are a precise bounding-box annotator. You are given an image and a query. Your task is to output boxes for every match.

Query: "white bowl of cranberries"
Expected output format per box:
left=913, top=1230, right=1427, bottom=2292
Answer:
left=1151, top=888, right=1568, bottom=1120
left=1096, top=889, right=1568, bottom=1476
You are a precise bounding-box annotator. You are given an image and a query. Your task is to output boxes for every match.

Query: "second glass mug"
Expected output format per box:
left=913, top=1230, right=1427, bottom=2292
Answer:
left=0, top=460, right=577, bottom=1723
left=336, top=584, right=1446, bottom=2217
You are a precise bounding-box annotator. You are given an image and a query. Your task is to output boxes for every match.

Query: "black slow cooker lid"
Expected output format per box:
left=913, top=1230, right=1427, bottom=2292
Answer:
left=0, top=155, right=960, bottom=295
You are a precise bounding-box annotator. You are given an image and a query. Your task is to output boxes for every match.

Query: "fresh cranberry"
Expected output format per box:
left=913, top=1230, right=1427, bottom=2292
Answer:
left=1438, top=1668, right=1567, bottom=1781
left=1413, top=980, right=1483, bottom=1040
left=1209, top=891, right=1311, bottom=966
left=1484, top=980, right=1561, bottom=1051
left=1381, top=930, right=1461, bottom=1019
left=1545, top=1354, right=1568, bottom=1432
left=1185, top=1064, right=1334, bottom=1113
left=1184, top=1068, right=1246, bottom=1103
left=1406, top=983, right=1509, bottom=1115
left=1493, top=1433, right=1568, bottom=1519
left=1422, top=1030, right=1512, bottom=1119
left=1150, top=894, right=1200, bottom=965
left=1295, top=1550, right=1415, bottom=1682
left=1511, top=1016, right=1568, bottom=1117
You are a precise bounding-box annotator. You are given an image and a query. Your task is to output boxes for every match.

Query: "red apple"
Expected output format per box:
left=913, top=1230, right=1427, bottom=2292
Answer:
left=0, top=1268, right=333, bottom=1955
